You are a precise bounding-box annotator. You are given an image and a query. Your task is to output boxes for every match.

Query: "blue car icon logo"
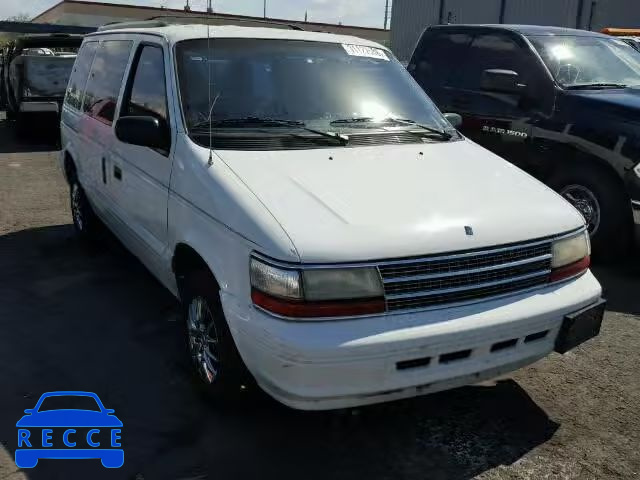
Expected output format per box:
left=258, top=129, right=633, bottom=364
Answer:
left=15, top=391, right=123, bottom=468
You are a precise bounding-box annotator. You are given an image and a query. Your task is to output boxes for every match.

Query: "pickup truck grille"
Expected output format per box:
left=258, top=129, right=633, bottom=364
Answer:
left=379, top=240, right=553, bottom=312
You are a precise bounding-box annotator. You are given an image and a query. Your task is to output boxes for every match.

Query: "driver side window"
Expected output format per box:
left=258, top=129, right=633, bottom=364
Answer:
left=454, top=34, right=529, bottom=91
left=121, top=44, right=168, bottom=124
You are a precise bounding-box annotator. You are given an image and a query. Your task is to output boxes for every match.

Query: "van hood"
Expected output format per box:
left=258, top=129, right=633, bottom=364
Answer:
left=217, top=140, right=584, bottom=263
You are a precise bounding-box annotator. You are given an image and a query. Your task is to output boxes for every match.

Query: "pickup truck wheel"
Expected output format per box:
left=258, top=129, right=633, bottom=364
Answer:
left=183, top=271, right=253, bottom=402
left=549, top=165, right=633, bottom=261
left=70, top=180, right=100, bottom=241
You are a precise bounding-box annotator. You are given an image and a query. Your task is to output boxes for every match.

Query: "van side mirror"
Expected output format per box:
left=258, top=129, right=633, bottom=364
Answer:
left=443, top=112, right=462, bottom=128
left=115, top=116, right=169, bottom=151
left=481, top=69, right=525, bottom=94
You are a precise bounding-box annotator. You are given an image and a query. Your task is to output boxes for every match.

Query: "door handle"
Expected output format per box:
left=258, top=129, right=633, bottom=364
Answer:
left=113, top=165, right=122, bottom=181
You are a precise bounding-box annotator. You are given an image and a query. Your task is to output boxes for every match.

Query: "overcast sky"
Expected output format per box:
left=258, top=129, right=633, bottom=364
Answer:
left=1, top=0, right=390, bottom=28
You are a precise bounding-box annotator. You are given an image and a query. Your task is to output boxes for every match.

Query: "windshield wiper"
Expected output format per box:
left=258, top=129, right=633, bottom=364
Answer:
left=191, top=117, right=349, bottom=145
left=191, top=117, right=305, bottom=129
left=330, top=117, right=453, bottom=141
left=566, top=83, right=628, bottom=90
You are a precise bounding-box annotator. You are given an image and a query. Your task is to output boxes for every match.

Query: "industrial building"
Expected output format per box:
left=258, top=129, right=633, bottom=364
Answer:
left=32, top=0, right=389, bottom=44
left=391, top=0, right=640, bottom=60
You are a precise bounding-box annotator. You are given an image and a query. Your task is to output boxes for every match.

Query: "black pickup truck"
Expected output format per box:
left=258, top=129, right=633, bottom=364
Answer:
left=409, top=25, right=640, bottom=258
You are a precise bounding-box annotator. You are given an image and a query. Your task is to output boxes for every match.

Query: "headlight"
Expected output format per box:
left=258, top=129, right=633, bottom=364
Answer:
left=302, top=268, right=383, bottom=301
left=250, top=257, right=385, bottom=318
left=550, top=230, right=591, bottom=282
left=250, top=259, right=302, bottom=300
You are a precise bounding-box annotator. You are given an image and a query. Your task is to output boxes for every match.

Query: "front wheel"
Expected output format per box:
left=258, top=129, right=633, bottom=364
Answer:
left=549, top=164, right=633, bottom=261
left=182, top=271, right=253, bottom=402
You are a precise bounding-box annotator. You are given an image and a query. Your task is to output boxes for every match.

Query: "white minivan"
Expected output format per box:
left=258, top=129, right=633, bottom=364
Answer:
left=60, top=21, right=605, bottom=410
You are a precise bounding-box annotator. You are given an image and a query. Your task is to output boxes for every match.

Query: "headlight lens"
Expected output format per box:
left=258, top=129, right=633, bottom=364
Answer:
left=550, top=230, right=591, bottom=282
left=250, top=258, right=301, bottom=300
left=302, top=268, right=383, bottom=301
left=551, top=230, right=590, bottom=268
left=250, top=257, right=385, bottom=318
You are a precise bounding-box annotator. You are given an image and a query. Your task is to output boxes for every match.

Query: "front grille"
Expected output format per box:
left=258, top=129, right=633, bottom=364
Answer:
left=378, top=240, right=553, bottom=312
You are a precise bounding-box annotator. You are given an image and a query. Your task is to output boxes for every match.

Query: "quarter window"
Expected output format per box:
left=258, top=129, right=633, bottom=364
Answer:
left=121, top=45, right=168, bottom=123
left=82, top=40, right=132, bottom=125
left=64, top=42, right=98, bottom=111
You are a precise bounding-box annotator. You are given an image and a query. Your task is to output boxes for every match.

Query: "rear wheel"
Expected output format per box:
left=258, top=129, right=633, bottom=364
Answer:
left=182, top=270, right=253, bottom=402
left=549, top=163, right=633, bottom=261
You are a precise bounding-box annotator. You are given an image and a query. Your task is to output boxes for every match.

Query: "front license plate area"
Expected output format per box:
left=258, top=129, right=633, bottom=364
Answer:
left=555, top=299, right=606, bottom=354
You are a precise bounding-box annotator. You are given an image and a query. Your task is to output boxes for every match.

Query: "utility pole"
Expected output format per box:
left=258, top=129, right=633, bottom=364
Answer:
left=184, top=0, right=191, bottom=12
left=384, top=0, right=391, bottom=30
left=263, top=0, right=267, bottom=18
left=207, top=0, right=213, bottom=14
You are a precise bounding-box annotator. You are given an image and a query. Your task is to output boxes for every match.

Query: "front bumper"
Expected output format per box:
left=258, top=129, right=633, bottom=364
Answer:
left=222, top=271, right=602, bottom=410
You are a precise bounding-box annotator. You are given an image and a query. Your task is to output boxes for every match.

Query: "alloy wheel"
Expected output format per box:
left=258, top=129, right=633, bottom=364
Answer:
left=561, top=184, right=601, bottom=236
left=187, top=297, right=221, bottom=384
left=71, top=184, right=84, bottom=232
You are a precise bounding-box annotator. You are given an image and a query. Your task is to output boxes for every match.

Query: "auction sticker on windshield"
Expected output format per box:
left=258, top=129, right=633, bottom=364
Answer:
left=342, top=44, right=389, bottom=61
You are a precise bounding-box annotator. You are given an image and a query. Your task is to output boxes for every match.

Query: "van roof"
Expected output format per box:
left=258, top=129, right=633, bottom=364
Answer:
left=90, top=22, right=388, bottom=50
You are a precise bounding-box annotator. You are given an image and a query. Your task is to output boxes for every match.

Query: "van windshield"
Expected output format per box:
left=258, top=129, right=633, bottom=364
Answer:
left=529, top=35, right=640, bottom=88
left=175, top=38, right=449, bottom=136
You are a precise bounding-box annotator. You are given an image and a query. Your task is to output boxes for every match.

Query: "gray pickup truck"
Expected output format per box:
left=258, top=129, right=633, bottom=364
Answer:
left=1, top=34, right=83, bottom=134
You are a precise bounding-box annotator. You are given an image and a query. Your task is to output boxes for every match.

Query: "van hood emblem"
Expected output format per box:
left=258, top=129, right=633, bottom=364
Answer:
left=465, top=226, right=474, bottom=236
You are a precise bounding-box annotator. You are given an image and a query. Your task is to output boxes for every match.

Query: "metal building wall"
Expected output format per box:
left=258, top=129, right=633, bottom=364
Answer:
left=588, top=0, right=640, bottom=31
left=389, top=0, right=440, bottom=62
left=503, top=0, right=581, bottom=27
left=442, top=0, right=502, bottom=24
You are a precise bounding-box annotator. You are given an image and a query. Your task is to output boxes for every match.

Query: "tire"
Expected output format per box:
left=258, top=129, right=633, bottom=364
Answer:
left=70, top=178, right=101, bottom=242
left=548, top=163, right=633, bottom=261
left=182, top=270, right=253, bottom=403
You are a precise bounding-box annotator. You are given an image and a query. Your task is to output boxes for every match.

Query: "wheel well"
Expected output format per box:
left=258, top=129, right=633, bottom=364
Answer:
left=63, top=152, right=76, bottom=184
left=551, top=153, right=630, bottom=199
left=172, top=244, right=219, bottom=296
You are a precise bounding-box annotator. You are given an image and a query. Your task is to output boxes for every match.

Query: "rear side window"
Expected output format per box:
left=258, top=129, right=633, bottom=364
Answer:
left=121, top=45, right=168, bottom=123
left=411, top=32, right=472, bottom=89
left=454, top=34, right=529, bottom=90
left=65, top=41, right=98, bottom=110
left=82, top=40, right=132, bottom=125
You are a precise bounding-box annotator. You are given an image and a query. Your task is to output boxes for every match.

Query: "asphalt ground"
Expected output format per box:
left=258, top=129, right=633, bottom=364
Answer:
left=0, top=113, right=639, bottom=480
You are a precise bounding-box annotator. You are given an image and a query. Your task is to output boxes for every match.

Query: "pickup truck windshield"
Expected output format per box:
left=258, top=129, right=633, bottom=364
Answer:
left=176, top=38, right=449, bottom=134
left=529, top=35, right=640, bottom=88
